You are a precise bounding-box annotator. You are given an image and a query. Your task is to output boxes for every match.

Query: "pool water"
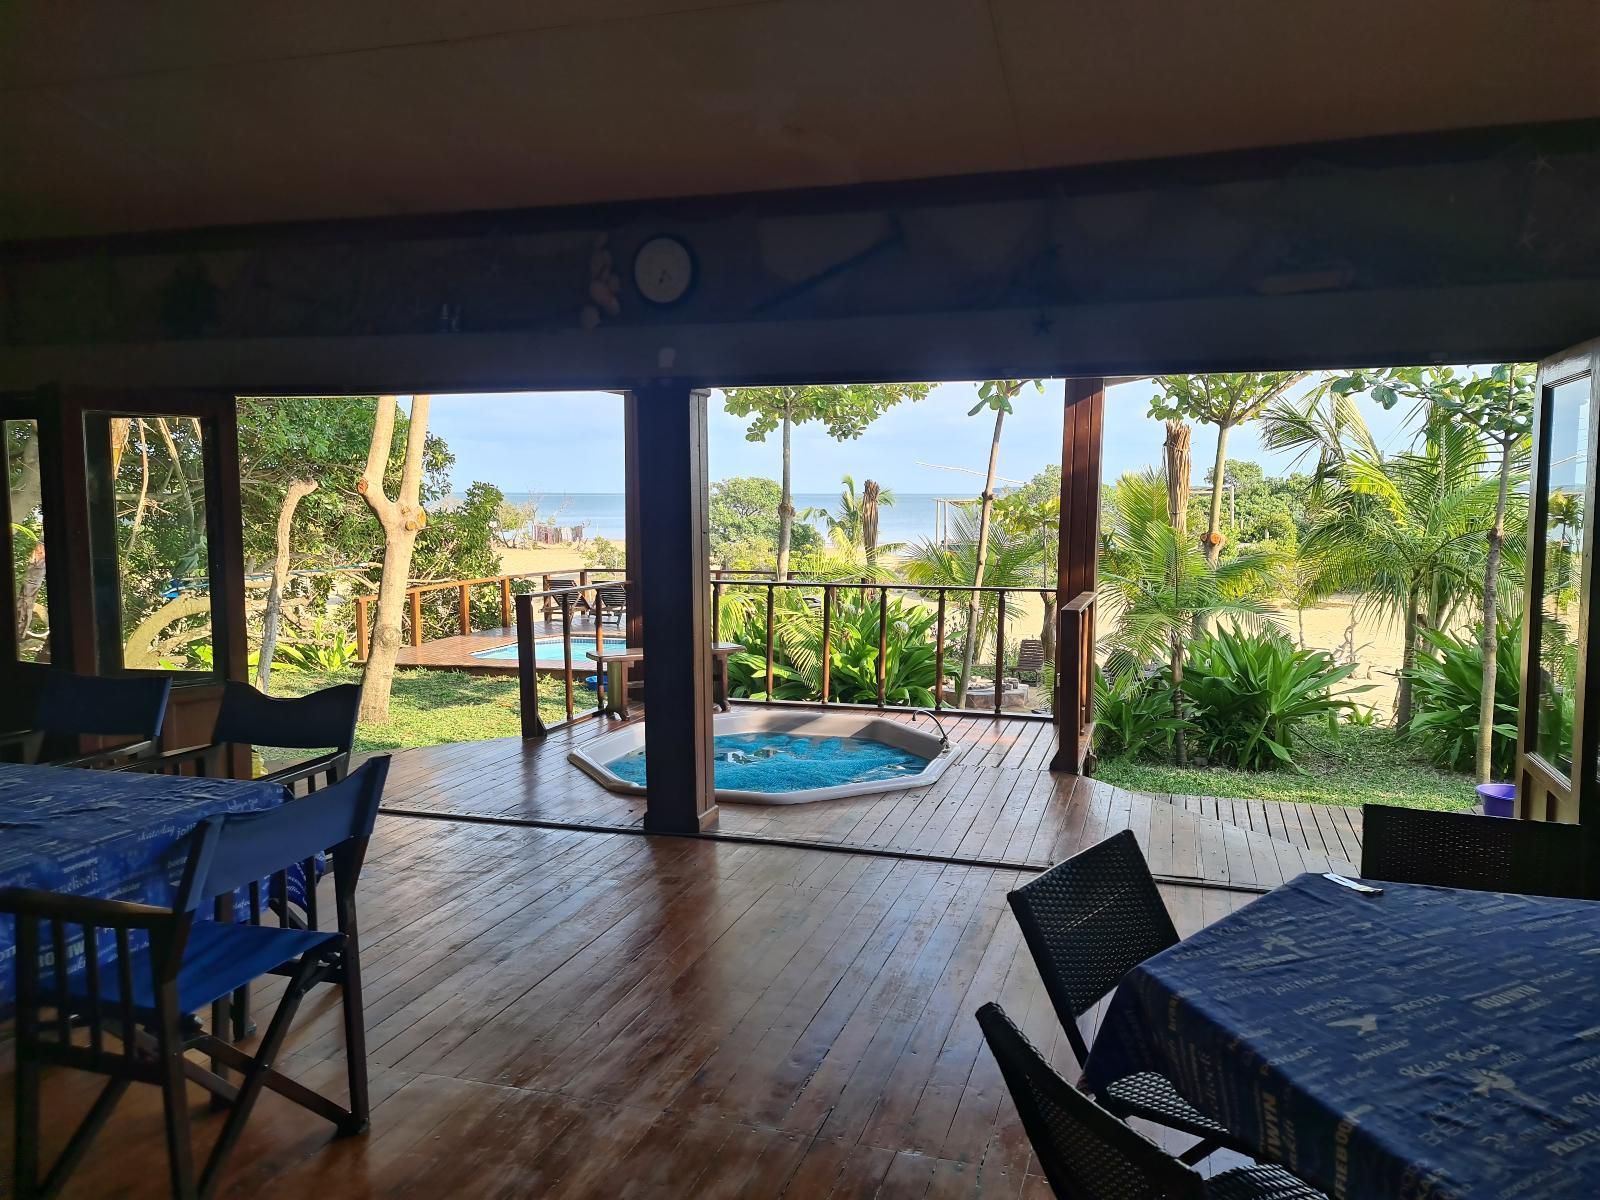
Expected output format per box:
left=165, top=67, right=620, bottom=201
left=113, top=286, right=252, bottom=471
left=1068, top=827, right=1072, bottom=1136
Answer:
left=473, top=638, right=604, bottom=664
left=606, top=732, right=930, bottom=793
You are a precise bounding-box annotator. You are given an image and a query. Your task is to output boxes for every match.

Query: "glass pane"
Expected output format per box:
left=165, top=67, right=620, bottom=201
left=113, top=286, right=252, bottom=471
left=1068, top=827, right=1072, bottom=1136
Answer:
left=1535, top=376, right=1588, bottom=773
left=102, top=416, right=213, bottom=671
left=6, top=420, right=50, bottom=662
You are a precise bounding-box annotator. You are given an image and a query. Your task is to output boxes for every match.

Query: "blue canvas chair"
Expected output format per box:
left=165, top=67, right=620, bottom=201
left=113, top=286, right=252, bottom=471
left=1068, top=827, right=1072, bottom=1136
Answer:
left=1, top=756, right=390, bottom=1200
left=0, top=671, right=172, bottom=768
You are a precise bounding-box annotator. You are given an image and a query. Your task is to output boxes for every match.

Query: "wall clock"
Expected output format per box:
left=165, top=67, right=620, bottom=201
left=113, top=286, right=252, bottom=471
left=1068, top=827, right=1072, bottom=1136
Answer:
left=633, top=235, right=694, bottom=305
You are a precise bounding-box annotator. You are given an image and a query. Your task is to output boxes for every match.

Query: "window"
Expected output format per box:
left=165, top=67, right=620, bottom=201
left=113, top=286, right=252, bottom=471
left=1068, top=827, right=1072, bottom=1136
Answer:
left=85, top=413, right=216, bottom=673
left=6, top=419, right=50, bottom=662
left=1533, top=375, right=1588, bottom=774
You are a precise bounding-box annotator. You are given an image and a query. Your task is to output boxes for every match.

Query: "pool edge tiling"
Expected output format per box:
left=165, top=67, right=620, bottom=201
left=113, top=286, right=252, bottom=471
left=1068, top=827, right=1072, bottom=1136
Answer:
left=568, top=710, right=955, bottom=804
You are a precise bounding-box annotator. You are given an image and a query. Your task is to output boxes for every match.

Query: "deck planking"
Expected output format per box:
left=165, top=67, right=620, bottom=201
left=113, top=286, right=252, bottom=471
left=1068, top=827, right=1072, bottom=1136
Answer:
left=0, top=816, right=1257, bottom=1199
left=375, top=709, right=1362, bottom=887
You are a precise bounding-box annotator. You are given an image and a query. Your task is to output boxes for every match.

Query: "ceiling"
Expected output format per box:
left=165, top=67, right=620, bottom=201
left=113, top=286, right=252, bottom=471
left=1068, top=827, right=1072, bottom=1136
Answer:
left=4, top=0, right=1599, bottom=240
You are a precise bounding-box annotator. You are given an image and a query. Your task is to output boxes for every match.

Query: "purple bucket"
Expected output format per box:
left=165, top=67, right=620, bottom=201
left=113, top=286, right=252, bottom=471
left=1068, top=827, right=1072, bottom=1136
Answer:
left=1476, top=782, right=1515, bottom=818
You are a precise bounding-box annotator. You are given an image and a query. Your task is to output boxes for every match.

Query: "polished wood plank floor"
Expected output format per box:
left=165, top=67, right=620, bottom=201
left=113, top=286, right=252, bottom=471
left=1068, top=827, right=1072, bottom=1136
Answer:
left=2, top=816, right=1255, bottom=1199
left=377, top=710, right=1362, bottom=886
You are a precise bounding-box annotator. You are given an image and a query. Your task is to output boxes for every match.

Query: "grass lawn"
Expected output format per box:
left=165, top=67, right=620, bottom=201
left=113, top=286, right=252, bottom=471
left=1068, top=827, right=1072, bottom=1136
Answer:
left=271, top=668, right=578, bottom=752
left=1094, top=724, right=1479, bottom=811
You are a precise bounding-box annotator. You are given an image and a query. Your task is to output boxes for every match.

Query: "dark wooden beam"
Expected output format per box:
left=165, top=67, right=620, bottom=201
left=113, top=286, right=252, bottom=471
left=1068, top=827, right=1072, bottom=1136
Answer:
left=1051, top=377, right=1104, bottom=774
left=623, top=396, right=645, bottom=653
left=629, top=383, right=717, bottom=833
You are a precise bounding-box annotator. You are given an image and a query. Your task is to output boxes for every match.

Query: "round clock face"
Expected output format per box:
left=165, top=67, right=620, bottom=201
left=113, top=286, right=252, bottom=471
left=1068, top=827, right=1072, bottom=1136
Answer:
left=633, top=236, right=693, bottom=305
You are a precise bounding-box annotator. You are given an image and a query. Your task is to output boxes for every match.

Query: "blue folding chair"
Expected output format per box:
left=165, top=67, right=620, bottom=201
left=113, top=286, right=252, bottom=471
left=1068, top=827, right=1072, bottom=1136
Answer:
left=1, top=756, right=391, bottom=1200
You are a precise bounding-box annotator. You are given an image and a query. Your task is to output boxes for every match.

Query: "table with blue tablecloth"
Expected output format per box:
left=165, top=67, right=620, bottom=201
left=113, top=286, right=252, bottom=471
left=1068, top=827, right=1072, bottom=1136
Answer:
left=0, top=761, right=291, bottom=1013
left=1083, top=872, right=1600, bottom=1200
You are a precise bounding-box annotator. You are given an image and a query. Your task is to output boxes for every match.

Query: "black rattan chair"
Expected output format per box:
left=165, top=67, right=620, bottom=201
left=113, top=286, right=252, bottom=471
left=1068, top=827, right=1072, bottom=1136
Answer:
left=0, top=672, right=172, bottom=768
left=595, top=583, right=627, bottom=626
left=1360, top=804, right=1588, bottom=899
left=977, top=1003, right=1325, bottom=1200
left=1008, top=830, right=1254, bottom=1163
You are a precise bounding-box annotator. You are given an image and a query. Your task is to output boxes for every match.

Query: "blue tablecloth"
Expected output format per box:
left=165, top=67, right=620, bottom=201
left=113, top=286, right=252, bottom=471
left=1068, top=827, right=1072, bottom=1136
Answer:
left=1083, top=873, right=1600, bottom=1200
left=0, top=762, right=291, bottom=1012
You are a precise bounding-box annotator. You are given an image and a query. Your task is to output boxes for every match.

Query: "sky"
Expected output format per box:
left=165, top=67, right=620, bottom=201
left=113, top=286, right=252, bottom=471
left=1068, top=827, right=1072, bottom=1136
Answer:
left=425, top=378, right=1422, bottom=498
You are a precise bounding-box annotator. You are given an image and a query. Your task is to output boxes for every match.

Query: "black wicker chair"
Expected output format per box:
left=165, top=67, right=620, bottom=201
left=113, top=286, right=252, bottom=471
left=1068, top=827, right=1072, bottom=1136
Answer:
left=0, top=672, right=172, bottom=768
left=595, top=583, right=628, bottom=626
left=1008, top=830, right=1255, bottom=1163
left=977, top=1003, right=1325, bottom=1199
left=1360, top=804, right=1588, bottom=899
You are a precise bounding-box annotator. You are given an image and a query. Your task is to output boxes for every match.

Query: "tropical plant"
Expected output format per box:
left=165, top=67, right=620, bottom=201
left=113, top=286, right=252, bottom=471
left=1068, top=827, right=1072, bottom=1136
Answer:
left=1304, top=421, right=1501, bottom=728
left=1097, top=471, right=1277, bottom=764
left=274, top=617, right=362, bottom=675
left=720, top=384, right=930, bottom=578
left=1181, top=624, right=1366, bottom=770
left=1147, top=373, right=1308, bottom=568
left=1407, top=619, right=1522, bottom=778
left=720, top=589, right=938, bottom=706
left=1092, top=668, right=1189, bottom=761
left=1322, top=363, right=1533, bottom=780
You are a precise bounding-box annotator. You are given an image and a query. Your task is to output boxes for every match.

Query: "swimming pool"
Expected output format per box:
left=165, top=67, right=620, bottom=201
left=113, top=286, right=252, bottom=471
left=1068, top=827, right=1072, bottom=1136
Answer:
left=606, top=731, right=930, bottom=794
left=472, top=637, right=604, bottom=664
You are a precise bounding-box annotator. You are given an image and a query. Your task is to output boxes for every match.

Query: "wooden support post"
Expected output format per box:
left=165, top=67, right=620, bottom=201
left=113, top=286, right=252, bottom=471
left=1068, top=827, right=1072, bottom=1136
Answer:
left=1051, top=377, right=1105, bottom=773
left=458, top=583, right=471, bottom=636
left=500, top=577, right=512, bottom=629
left=408, top=590, right=423, bottom=647
left=624, top=399, right=645, bottom=653
left=627, top=384, right=717, bottom=833
left=515, top=593, right=546, bottom=737
left=355, top=596, right=370, bottom=661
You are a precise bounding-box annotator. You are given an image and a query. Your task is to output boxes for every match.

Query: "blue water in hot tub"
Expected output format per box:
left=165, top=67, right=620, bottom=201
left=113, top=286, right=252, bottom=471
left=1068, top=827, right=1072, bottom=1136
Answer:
left=473, top=638, right=601, bottom=663
left=606, top=732, right=930, bottom=793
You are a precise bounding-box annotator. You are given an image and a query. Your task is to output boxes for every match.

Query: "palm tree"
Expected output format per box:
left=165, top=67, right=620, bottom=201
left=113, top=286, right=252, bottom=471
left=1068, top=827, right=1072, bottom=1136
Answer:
left=904, top=507, right=1048, bottom=704
left=1098, top=471, right=1277, bottom=765
left=1306, top=423, right=1499, bottom=728
left=828, top=475, right=897, bottom=566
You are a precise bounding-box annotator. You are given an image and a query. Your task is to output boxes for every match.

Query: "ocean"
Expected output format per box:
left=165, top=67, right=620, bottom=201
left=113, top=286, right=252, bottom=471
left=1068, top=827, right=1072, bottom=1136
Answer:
left=489, top=491, right=975, bottom=545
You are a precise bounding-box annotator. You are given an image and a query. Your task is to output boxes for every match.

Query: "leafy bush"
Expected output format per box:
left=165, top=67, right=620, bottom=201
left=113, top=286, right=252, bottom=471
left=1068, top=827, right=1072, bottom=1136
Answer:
left=1182, top=624, right=1365, bottom=770
left=1093, top=668, right=1189, bottom=760
left=1407, top=619, right=1520, bottom=777
left=275, top=618, right=361, bottom=673
left=723, top=590, right=937, bottom=707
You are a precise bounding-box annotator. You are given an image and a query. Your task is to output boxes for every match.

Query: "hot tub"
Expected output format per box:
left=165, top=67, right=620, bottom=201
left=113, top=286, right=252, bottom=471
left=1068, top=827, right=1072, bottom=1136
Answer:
left=569, top=710, right=955, bottom=804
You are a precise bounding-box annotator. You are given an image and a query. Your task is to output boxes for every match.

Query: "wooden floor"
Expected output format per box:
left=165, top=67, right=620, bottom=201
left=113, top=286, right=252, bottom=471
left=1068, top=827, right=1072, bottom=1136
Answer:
left=380, top=710, right=1362, bottom=888
left=2, top=815, right=1255, bottom=1199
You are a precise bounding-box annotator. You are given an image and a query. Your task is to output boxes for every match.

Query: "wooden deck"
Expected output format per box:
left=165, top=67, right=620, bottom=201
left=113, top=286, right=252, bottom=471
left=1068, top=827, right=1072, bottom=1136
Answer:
left=379, top=709, right=1362, bottom=889
left=3, top=814, right=1256, bottom=1198
left=394, top=619, right=622, bottom=672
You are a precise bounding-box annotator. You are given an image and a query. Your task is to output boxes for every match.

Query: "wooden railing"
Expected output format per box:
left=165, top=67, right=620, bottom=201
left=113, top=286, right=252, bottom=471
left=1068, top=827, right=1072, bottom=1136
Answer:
left=709, top=577, right=1057, bottom=719
left=353, top=567, right=626, bottom=660
left=511, top=580, right=631, bottom=737
left=1050, top=591, right=1096, bottom=772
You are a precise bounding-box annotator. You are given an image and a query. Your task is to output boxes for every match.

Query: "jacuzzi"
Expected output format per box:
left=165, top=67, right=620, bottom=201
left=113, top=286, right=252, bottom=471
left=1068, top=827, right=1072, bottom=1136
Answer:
left=569, top=709, right=955, bottom=804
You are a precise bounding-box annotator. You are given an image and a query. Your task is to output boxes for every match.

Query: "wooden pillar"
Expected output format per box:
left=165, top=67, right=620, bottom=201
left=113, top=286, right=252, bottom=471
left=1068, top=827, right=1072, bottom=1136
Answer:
left=628, top=383, right=717, bottom=833
left=1051, top=377, right=1105, bottom=774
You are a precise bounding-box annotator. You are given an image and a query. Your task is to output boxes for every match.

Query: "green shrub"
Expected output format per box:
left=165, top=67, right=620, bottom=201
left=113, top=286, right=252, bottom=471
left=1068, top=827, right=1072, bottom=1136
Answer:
left=1093, top=668, right=1189, bottom=760
left=1406, top=619, right=1521, bottom=777
left=1182, top=623, right=1366, bottom=770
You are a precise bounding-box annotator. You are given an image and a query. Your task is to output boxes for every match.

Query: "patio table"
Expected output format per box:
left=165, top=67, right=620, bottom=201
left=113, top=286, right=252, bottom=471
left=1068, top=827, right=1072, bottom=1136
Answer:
left=1083, top=872, right=1600, bottom=1200
left=0, top=761, right=290, bottom=1016
left=588, top=642, right=745, bottom=718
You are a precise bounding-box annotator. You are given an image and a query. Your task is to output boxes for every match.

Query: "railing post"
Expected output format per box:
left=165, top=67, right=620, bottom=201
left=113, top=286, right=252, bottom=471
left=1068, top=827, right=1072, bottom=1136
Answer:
left=877, top=585, right=889, bottom=709
left=764, top=583, right=775, bottom=701
left=562, top=594, right=575, bottom=722
left=994, top=590, right=1006, bottom=716
left=500, top=576, right=512, bottom=629
left=515, top=593, right=547, bottom=738
left=458, top=583, right=471, bottom=636
left=409, top=590, right=423, bottom=647
left=355, top=596, right=370, bottom=661
left=821, top=584, right=833, bottom=704
left=934, top=589, right=946, bottom=711
left=711, top=580, right=722, bottom=644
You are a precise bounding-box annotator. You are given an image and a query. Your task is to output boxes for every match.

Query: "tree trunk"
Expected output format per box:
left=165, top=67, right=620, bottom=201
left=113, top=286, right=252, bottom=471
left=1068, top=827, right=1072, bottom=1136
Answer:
left=775, top=403, right=794, bottom=581
left=1164, top=420, right=1191, bottom=535
left=957, top=407, right=1006, bottom=706
left=1040, top=592, right=1057, bottom=664
left=256, top=479, right=318, bottom=693
left=862, top=479, right=880, bottom=575
left=358, top=395, right=431, bottom=724
left=1397, top=586, right=1420, bottom=729
left=1204, top=421, right=1230, bottom=567
left=1474, top=438, right=1514, bottom=782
